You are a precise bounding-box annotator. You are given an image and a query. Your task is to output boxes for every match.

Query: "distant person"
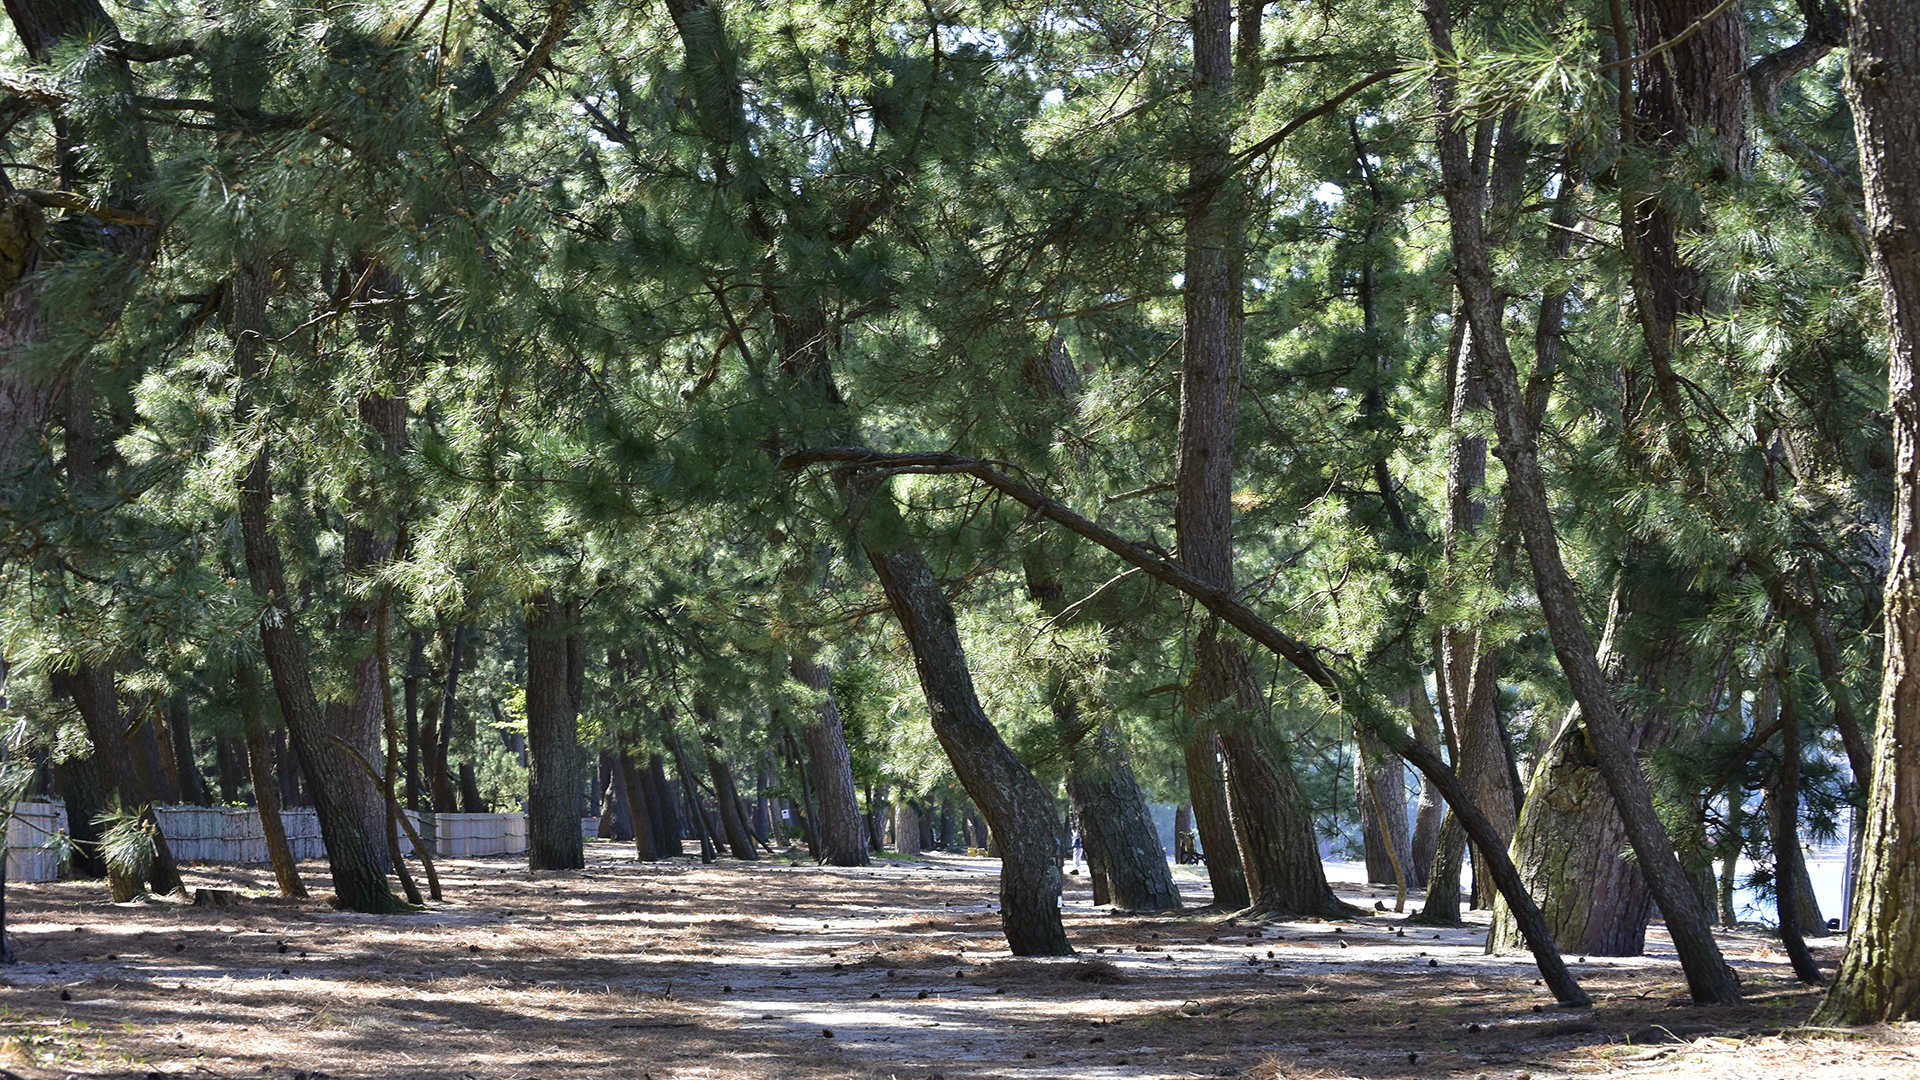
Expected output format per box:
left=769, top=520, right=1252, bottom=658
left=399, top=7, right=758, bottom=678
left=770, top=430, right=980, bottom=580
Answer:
left=1071, top=832, right=1083, bottom=869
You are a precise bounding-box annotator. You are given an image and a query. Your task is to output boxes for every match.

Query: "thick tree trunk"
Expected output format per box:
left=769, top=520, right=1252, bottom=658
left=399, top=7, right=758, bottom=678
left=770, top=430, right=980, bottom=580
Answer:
left=1067, top=724, right=1181, bottom=912
left=647, top=754, right=681, bottom=856
left=1492, top=722, right=1655, bottom=954
left=52, top=756, right=108, bottom=879
left=893, top=802, right=922, bottom=857
left=1814, top=0, right=1920, bottom=1020
left=865, top=543, right=1071, bottom=954
left=1190, top=630, right=1346, bottom=916
left=617, top=749, right=655, bottom=857
left=1422, top=0, right=1737, bottom=1004
left=1414, top=811, right=1468, bottom=925
left=525, top=590, right=585, bottom=871
left=57, top=666, right=183, bottom=898
left=789, top=653, right=870, bottom=866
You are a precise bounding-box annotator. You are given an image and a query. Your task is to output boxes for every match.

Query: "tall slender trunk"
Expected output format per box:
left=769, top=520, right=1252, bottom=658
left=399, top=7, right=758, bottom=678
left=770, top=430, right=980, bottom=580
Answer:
left=240, top=661, right=305, bottom=899
left=232, top=254, right=400, bottom=914
left=1814, top=0, right=1920, bottom=1015
left=1422, top=0, right=1737, bottom=1004
left=167, top=694, right=208, bottom=806
left=1178, top=0, right=1341, bottom=919
left=526, top=589, right=585, bottom=871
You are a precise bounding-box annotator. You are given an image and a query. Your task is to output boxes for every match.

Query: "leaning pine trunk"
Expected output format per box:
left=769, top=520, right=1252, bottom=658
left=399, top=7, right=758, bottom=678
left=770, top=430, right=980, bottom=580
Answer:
left=866, top=543, right=1071, bottom=955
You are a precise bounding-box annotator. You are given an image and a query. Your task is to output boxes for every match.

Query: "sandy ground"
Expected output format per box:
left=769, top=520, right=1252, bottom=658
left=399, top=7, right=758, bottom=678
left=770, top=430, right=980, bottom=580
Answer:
left=0, top=842, right=1914, bottom=1080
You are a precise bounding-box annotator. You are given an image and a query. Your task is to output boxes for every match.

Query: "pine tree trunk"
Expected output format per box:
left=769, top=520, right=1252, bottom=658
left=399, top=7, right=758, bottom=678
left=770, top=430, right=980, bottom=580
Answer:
left=1814, top=0, right=1920, bottom=1018
left=789, top=653, right=870, bottom=866
left=1183, top=730, right=1249, bottom=906
left=1177, top=0, right=1337, bottom=919
left=57, top=667, right=184, bottom=898
left=1422, top=0, right=1737, bottom=1004
left=1066, top=724, right=1181, bottom=912
left=1355, top=725, right=1413, bottom=890
left=232, top=256, right=400, bottom=915
left=525, top=590, right=585, bottom=871
left=866, top=544, right=1071, bottom=955
left=1414, top=811, right=1468, bottom=925
left=702, top=734, right=758, bottom=861
left=617, top=749, right=656, bottom=858
left=1406, top=678, right=1446, bottom=884
left=167, top=695, right=208, bottom=806
left=647, top=754, right=680, bottom=856
left=893, top=802, right=922, bottom=857
left=52, top=758, right=108, bottom=879
left=240, top=662, right=306, bottom=899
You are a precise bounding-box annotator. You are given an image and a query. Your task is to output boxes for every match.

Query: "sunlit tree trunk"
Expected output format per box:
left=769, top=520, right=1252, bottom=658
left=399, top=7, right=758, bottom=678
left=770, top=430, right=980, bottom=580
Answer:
left=1813, top=0, right=1920, bottom=1023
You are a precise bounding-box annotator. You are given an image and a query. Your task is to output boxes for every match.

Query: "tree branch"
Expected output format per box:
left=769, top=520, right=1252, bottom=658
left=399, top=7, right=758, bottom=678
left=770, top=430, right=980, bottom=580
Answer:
left=465, top=0, right=573, bottom=133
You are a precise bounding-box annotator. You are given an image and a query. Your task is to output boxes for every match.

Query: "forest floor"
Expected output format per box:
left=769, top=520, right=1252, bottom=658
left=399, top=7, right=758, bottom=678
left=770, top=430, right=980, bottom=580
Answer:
left=0, top=843, right=1914, bottom=1080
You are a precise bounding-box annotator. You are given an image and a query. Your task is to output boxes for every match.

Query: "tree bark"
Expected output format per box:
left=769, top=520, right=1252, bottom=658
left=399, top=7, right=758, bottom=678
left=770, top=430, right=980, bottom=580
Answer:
left=789, top=653, right=869, bottom=866
left=525, top=589, right=586, bottom=871
left=1814, top=0, right=1920, bottom=1020
left=240, top=661, right=306, bottom=899
left=1355, top=725, right=1413, bottom=891
left=1066, top=722, right=1181, bottom=912
left=167, top=694, right=208, bottom=806
left=893, top=802, right=922, bottom=857
left=865, top=543, right=1071, bottom=954
left=1183, top=729, right=1250, bottom=907
left=1178, top=0, right=1341, bottom=919
left=1422, top=0, right=1738, bottom=1004
left=231, top=254, right=401, bottom=914
left=701, top=730, right=758, bottom=860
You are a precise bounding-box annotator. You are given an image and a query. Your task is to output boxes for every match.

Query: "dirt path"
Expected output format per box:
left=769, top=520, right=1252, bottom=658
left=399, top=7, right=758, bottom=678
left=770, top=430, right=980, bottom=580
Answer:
left=0, top=845, right=1913, bottom=1080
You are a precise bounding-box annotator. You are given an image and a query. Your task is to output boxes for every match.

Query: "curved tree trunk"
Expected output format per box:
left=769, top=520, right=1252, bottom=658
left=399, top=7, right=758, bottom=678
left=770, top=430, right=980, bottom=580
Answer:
left=866, top=543, right=1070, bottom=955
left=525, top=589, right=585, bottom=871
left=1423, top=0, right=1737, bottom=1003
